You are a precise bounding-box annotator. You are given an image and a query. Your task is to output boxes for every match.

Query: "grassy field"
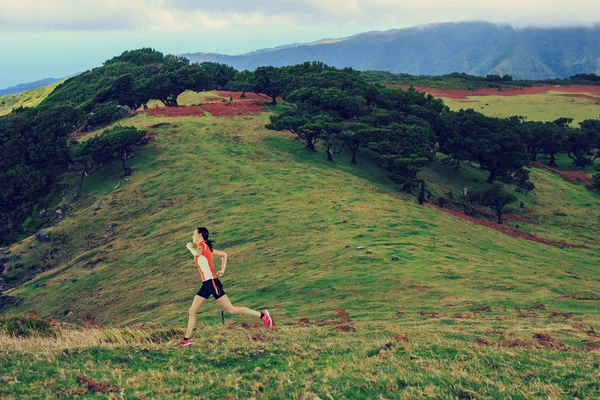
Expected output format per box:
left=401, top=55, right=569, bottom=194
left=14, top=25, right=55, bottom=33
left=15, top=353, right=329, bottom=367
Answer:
left=1, top=91, right=599, bottom=398
left=2, top=321, right=599, bottom=399
left=441, top=92, right=600, bottom=125
left=0, top=81, right=63, bottom=116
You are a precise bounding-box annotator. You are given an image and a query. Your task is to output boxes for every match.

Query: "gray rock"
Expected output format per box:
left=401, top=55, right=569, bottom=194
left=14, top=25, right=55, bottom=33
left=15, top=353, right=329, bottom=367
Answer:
left=52, top=209, right=64, bottom=225
left=137, top=136, right=152, bottom=146
left=0, top=253, right=11, bottom=263
left=39, top=209, right=48, bottom=218
left=35, top=230, right=53, bottom=242
left=115, top=105, right=133, bottom=119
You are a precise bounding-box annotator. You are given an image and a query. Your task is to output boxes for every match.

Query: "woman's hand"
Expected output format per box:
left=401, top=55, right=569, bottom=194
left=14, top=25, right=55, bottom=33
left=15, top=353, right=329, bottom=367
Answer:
left=217, top=270, right=224, bottom=278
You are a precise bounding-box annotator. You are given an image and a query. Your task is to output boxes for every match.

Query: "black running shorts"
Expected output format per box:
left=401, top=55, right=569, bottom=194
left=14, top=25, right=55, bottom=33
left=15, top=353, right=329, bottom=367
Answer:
left=197, top=278, right=226, bottom=300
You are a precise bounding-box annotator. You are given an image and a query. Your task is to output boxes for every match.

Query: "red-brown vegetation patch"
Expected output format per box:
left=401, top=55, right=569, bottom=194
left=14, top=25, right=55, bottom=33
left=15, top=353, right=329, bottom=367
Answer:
left=142, top=106, right=205, bottom=117
left=582, top=341, right=600, bottom=352
left=499, top=338, right=536, bottom=348
left=476, top=337, right=495, bottom=346
left=79, top=313, right=104, bottom=329
left=556, top=93, right=600, bottom=102
left=391, top=333, right=410, bottom=343
left=533, top=333, right=569, bottom=350
left=335, top=307, right=351, bottom=323
left=473, top=305, right=492, bottom=312
left=572, top=324, right=600, bottom=337
left=557, top=294, right=600, bottom=301
left=518, top=311, right=538, bottom=318
left=294, top=318, right=312, bottom=327
left=394, top=310, right=405, bottom=317
left=76, top=375, right=119, bottom=394
left=530, top=303, right=546, bottom=310
left=550, top=311, right=574, bottom=319
left=251, top=332, right=271, bottom=342
left=438, top=208, right=587, bottom=249
left=241, top=321, right=264, bottom=329
left=532, top=162, right=591, bottom=184
left=334, top=324, right=357, bottom=332
left=217, top=91, right=271, bottom=101
left=315, top=318, right=336, bottom=326
left=200, top=101, right=268, bottom=117
left=419, top=311, right=445, bottom=319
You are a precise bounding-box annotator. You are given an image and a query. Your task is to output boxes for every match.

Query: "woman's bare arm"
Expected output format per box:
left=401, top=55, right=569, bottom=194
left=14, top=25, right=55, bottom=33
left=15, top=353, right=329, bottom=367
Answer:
left=213, top=249, right=228, bottom=276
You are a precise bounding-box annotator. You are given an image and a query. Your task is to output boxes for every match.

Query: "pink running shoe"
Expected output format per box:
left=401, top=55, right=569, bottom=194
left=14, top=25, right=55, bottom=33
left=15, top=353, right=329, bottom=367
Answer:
left=177, top=338, right=192, bottom=347
left=260, top=310, right=273, bottom=328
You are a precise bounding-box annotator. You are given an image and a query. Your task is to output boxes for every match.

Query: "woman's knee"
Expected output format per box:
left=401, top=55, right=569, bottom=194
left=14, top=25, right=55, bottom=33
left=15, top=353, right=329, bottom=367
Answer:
left=189, top=307, right=198, bottom=316
left=227, top=306, right=239, bottom=314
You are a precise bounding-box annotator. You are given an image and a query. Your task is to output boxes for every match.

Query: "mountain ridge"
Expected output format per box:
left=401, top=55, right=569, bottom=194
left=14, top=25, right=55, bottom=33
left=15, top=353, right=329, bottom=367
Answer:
left=184, top=21, right=600, bottom=80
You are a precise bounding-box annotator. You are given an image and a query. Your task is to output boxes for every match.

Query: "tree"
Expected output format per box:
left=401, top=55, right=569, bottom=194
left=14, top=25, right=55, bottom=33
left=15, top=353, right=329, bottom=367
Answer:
left=253, top=66, right=289, bottom=105
left=196, top=62, right=236, bottom=90
left=469, top=182, right=517, bottom=224
left=579, top=119, right=600, bottom=161
left=102, top=126, right=147, bottom=176
left=225, top=70, right=254, bottom=98
left=339, top=122, right=368, bottom=164
left=563, top=127, right=596, bottom=168
left=70, top=126, right=146, bottom=196
left=266, top=108, right=318, bottom=151
left=300, top=115, right=342, bottom=162
left=520, top=121, right=560, bottom=162
left=445, top=110, right=530, bottom=182
left=368, top=122, right=437, bottom=189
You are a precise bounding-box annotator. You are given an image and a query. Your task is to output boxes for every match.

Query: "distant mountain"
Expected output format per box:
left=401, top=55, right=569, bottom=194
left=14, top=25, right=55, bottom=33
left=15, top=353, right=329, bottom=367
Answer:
left=0, top=78, right=62, bottom=96
left=183, top=21, right=600, bottom=80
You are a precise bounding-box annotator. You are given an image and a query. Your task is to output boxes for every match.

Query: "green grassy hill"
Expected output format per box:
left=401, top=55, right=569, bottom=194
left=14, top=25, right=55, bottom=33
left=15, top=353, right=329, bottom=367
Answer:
left=0, top=81, right=63, bottom=116
left=2, top=94, right=599, bottom=398
left=4, top=105, right=598, bottom=325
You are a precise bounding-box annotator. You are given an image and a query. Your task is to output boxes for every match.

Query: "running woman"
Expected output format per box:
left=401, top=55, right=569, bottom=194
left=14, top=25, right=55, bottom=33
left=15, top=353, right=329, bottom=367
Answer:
left=178, top=227, right=273, bottom=346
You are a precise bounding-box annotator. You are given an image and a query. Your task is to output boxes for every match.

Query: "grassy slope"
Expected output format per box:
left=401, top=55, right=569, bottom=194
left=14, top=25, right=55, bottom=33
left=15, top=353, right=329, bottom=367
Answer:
left=1, top=95, right=599, bottom=398
left=2, top=323, right=599, bottom=399
left=441, top=92, right=600, bottom=125
left=0, top=81, right=63, bottom=116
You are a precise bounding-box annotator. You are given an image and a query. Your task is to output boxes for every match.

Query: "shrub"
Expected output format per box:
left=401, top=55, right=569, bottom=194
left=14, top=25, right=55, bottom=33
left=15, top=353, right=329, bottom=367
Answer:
left=0, top=314, right=55, bottom=337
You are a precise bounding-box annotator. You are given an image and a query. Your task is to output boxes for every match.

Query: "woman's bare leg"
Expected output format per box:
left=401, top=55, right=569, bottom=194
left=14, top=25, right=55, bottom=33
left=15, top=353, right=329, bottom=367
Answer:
left=216, top=295, right=261, bottom=318
left=185, top=295, right=207, bottom=338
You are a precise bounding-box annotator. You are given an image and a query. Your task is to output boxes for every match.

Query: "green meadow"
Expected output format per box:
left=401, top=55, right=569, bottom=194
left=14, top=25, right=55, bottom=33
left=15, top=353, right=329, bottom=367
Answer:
left=1, top=91, right=599, bottom=398
left=442, top=92, right=600, bottom=125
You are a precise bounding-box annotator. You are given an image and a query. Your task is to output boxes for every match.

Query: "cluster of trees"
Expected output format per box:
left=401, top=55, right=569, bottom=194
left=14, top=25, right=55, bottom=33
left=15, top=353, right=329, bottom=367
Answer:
left=42, top=48, right=236, bottom=129
left=261, top=65, right=445, bottom=188
left=2, top=48, right=600, bottom=243
left=486, top=74, right=513, bottom=82
left=70, top=126, right=147, bottom=196
left=0, top=105, right=86, bottom=242
left=520, top=117, right=600, bottom=168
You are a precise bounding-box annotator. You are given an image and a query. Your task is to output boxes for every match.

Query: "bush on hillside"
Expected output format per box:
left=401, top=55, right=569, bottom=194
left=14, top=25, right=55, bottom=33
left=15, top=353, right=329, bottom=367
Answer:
left=87, top=101, right=131, bottom=129
left=0, top=313, right=56, bottom=337
left=592, top=164, right=600, bottom=190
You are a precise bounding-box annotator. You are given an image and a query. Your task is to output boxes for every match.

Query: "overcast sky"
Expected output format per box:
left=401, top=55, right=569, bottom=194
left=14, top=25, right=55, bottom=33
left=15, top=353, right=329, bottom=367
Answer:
left=1, top=0, right=599, bottom=88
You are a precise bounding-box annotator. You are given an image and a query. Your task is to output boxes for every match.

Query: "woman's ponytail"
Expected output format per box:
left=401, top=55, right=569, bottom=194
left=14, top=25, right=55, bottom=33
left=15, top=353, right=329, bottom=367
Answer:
left=197, top=227, right=214, bottom=251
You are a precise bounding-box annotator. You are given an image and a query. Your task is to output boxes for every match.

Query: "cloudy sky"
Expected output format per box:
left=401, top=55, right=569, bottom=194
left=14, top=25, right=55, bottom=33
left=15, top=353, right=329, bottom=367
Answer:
left=0, top=0, right=599, bottom=88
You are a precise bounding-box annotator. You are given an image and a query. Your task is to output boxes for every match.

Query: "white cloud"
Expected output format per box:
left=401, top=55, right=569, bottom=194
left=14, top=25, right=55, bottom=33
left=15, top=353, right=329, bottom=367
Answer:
left=0, top=0, right=598, bottom=31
